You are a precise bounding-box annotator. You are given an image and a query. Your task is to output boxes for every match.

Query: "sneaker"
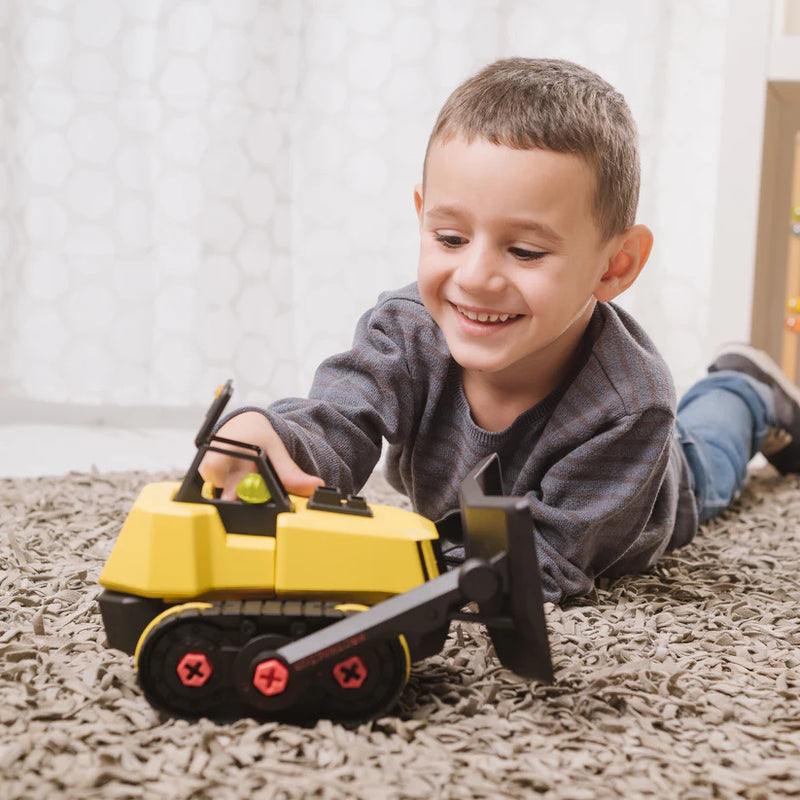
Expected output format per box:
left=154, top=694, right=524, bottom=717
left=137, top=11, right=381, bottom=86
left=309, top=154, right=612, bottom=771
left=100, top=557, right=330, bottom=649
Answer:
left=708, top=344, right=800, bottom=474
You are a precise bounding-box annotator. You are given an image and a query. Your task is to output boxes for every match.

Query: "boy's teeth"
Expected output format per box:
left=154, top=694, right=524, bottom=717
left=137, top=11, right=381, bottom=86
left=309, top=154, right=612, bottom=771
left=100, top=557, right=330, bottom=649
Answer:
left=456, top=305, right=518, bottom=323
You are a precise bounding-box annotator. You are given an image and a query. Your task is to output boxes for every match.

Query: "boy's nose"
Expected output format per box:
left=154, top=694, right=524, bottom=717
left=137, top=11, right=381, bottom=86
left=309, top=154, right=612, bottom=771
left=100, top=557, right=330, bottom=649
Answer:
left=454, top=243, right=506, bottom=293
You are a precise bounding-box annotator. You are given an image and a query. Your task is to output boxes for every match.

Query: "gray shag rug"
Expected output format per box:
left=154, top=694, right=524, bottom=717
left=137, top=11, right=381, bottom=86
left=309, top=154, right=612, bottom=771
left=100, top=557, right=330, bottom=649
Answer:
left=2, top=465, right=800, bottom=799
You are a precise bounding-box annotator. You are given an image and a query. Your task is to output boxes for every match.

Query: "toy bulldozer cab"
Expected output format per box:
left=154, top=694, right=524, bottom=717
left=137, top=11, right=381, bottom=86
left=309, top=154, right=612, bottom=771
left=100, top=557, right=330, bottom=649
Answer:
left=98, top=381, right=553, bottom=724
left=174, top=379, right=294, bottom=533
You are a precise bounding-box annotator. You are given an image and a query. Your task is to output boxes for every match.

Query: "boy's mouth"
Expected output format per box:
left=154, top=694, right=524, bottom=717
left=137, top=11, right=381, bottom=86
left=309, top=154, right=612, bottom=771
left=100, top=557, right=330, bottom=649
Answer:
left=454, top=304, right=521, bottom=324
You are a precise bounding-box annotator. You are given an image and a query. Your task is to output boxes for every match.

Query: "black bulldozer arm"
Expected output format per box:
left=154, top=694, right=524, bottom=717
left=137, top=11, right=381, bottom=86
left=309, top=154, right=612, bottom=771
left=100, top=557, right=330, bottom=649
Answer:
left=277, top=454, right=553, bottom=684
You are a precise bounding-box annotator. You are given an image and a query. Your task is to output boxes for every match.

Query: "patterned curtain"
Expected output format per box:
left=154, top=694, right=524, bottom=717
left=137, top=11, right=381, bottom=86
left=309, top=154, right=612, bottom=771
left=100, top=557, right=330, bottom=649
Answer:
left=0, top=0, right=728, bottom=413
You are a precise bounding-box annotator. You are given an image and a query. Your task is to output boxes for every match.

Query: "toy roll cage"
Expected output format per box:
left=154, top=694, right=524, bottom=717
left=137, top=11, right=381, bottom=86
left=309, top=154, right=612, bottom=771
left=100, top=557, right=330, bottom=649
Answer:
left=173, top=380, right=293, bottom=535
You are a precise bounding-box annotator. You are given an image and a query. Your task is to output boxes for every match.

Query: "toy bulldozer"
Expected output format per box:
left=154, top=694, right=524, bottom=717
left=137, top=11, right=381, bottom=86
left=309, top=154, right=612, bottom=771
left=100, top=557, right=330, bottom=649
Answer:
left=98, top=381, right=553, bottom=724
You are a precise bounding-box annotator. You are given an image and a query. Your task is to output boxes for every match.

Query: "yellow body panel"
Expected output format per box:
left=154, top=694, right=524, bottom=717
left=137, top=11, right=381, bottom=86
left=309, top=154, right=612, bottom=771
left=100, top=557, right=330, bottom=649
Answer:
left=275, top=498, right=439, bottom=603
left=99, top=482, right=440, bottom=606
left=99, top=482, right=276, bottom=602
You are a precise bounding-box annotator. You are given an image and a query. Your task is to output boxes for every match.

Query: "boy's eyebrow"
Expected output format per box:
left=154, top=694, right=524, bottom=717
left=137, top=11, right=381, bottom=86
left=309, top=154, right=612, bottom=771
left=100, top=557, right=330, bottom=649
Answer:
left=425, top=205, right=565, bottom=245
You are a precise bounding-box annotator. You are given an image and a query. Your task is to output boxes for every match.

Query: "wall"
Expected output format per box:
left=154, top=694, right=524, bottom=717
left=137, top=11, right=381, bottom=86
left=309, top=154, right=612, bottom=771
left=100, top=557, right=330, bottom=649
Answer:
left=0, top=0, right=732, bottom=422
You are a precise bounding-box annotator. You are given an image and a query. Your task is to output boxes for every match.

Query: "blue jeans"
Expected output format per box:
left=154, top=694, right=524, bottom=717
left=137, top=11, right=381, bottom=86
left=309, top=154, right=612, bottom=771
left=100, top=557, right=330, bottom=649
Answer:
left=676, top=370, right=775, bottom=522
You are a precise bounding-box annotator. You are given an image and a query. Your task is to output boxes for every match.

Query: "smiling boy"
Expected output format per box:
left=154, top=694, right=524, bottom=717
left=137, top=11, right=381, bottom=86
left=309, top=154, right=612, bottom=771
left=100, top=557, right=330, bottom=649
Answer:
left=415, top=136, right=651, bottom=431
left=202, top=58, right=800, bottom=603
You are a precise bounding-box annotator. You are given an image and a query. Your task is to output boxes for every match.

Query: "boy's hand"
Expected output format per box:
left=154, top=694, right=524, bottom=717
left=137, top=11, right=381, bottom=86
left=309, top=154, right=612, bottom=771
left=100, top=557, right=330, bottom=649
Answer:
left=199, top=411, right=324, bottom=500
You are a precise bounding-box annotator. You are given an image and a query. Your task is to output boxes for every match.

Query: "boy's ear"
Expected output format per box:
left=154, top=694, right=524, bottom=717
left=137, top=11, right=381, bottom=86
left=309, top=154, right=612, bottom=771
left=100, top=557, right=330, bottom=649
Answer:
left=593, top=224, right=654, bottom=302
left=414, top=183, right=424, bottom=224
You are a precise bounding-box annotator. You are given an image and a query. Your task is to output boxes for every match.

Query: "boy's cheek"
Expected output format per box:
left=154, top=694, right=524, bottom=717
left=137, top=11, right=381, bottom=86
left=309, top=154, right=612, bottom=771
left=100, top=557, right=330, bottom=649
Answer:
left=416, top=278, right=440, bottom=320
left=417, top=253, right=449, bottom=283
left=416, top=262, right=436, bottom=296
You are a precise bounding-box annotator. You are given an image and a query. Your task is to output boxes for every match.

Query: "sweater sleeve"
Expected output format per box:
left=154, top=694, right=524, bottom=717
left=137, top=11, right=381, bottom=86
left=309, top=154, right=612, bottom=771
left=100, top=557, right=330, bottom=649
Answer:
left=235, top=292, right=430, bottom=495
left=526, top=406, right=678, bottom=604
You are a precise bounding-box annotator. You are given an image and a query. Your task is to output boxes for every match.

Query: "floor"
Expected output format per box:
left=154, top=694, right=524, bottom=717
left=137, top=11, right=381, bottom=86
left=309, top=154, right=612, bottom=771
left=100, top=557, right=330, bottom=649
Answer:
left=0, top=424, right=196, bottom=478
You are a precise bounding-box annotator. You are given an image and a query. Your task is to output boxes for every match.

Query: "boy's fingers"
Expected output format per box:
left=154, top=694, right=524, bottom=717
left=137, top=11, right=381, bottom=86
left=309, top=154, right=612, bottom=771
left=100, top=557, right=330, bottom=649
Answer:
left=198, top=449, right=230, bottom=489
left=261, top=427, right=325, bottom=497
left=280, top=468, right=326, bottom=497
left=198, top=420, right=324, bottom=500
left=220, top=464, right=322, bottom=501
left=198, top=451, right=251, bottom=500
left=220, top=464, right=258, bottom=501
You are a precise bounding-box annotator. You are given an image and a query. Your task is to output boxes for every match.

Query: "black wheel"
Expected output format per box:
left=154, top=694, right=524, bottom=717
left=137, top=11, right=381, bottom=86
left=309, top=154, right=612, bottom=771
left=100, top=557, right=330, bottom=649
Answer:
left=136, top=604, right=226, bottom=718
left=322, top=636, right=410, bottom=724
left=231, top=633, right=304, bottom=715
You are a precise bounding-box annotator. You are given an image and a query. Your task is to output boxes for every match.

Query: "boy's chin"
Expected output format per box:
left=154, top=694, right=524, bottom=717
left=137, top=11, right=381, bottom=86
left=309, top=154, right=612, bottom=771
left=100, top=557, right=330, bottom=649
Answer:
left=447, top=347, right=517, bottom=376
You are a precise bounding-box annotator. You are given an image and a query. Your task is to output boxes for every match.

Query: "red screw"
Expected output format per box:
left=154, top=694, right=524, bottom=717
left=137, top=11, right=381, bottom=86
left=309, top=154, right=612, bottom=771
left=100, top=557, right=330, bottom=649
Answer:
left=332, top=655, right=367, bottom=689
left=253, top=659, right=289, bottom=696
left=176, top=652, right=212, bottom=687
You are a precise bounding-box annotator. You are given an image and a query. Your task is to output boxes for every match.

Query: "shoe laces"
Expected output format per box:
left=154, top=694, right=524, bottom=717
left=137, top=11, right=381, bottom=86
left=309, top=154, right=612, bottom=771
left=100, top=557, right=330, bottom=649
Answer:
left=761, top=427, right=794, bottom=456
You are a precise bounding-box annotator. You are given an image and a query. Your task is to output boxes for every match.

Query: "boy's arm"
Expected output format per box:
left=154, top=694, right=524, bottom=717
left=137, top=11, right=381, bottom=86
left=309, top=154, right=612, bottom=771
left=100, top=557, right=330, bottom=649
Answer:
left=203, top=292, right=429, bottom=498
left=525, top=406, right=682, bottom=604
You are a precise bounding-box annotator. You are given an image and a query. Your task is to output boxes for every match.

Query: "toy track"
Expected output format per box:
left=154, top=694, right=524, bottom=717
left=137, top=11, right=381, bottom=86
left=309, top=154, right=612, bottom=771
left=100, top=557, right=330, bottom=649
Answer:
left=136, top=599, right=410, bottom=725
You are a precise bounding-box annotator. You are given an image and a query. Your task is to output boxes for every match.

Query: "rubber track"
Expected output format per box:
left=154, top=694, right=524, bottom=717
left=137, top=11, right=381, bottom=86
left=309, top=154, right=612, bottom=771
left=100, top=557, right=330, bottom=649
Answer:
left=136, top=599, right=408, bottom=724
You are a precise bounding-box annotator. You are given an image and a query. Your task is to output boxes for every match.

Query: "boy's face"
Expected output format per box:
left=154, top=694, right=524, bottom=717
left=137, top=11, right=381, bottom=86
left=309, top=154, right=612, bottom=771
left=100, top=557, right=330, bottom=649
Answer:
left=415, top=137, right=624, bottom=387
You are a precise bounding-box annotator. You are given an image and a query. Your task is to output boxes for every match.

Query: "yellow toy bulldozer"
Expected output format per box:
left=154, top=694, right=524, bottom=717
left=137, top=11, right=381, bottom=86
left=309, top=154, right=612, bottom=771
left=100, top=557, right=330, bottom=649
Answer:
left=98, top=381, right=552, bottom=724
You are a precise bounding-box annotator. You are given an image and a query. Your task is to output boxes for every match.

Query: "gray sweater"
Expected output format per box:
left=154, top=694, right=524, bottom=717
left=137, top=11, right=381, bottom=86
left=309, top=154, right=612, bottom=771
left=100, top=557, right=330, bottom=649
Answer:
left=258, top=284, right=697, bottom=603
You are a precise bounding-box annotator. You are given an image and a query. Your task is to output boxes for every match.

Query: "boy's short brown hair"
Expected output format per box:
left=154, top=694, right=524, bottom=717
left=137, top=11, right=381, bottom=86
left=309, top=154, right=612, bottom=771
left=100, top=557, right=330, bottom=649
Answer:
left=425, top=57, right=640, bottom=242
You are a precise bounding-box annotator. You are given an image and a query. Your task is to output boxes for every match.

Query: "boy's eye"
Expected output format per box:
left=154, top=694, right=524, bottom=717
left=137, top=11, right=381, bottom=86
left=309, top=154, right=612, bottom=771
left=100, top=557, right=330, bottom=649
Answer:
left=510, top=247, right=547, bottom=261
left=434, top=233, right=466, bottom=248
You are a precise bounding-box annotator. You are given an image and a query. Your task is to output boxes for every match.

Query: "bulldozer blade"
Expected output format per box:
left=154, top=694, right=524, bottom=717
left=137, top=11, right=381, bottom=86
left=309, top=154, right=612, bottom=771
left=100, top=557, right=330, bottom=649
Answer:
left=459, top=454, right=554, bottom=684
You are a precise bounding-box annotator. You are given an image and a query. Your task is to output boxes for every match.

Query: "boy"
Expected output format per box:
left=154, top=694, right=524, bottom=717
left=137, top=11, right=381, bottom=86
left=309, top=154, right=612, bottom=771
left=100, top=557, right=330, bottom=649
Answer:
left=201, top=57, right=800, bottom=604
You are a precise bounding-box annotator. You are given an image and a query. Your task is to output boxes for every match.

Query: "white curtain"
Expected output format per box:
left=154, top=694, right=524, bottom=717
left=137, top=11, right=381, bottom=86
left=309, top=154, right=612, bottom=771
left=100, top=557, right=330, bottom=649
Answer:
left=0, top=0, right=729, bottom=415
